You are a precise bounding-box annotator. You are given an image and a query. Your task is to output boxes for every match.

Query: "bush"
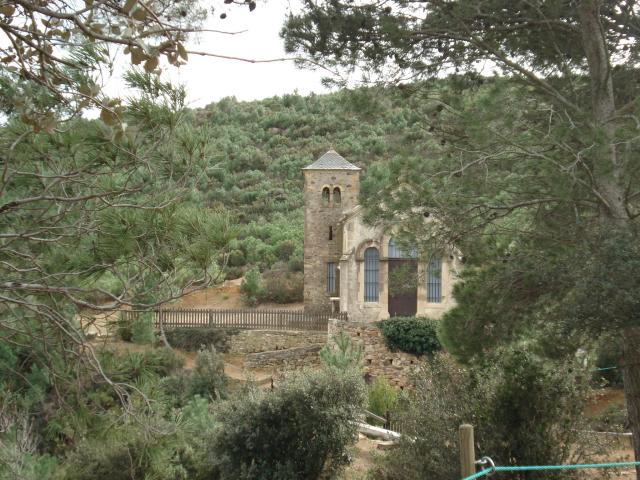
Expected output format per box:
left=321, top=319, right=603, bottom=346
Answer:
left=227, top=249, right=246, bottom=267
left=287, top=256, right=303, bottom=272
left=240, top=267, right=263, bottom=306
left=594, top=340, right=623, bottom=386
left=224, top=266, right=244, bottom=280
left=115, top=312, right=132, bottom=342
left=188, top=346, right=227, bottom=400
left=100, top=347, right=184, bottom=384
left=58, top=415, right=188, bottom=480
left=164, top=327, right=238, bottom=352
left=202, top=368, right=366, bottom=479
left=275, top=240, right=296, bottom=261
left=373, top=349, right=594, bottom=480
left=377, top=316, right=441, bottom=357
left=367, top=376, right=397, bottom=418
left=256, top=266, right=303, bottom=304
left=131, top=312, right=155, bottom=344
left=371, top=355, right=470, bottom=480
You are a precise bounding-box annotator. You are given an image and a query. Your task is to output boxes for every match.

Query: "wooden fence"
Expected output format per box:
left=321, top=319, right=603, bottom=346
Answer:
left=119, top=309, right=347, bottom=332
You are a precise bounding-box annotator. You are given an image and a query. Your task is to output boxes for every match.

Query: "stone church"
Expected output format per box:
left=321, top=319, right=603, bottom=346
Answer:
left=303, top=150, right=461, bottom=322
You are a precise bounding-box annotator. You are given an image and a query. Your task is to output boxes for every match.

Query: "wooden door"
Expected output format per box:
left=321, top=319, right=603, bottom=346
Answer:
left=387, top=259, right=418, bottom=317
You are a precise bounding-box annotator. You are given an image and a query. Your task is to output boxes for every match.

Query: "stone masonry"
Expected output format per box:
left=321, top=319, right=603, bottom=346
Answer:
left=228, top=330, right=327, bottom=354
left=329, top=318, right=420, bottom=389
left=244, top=345, right=323, bottom=370
left=303, top=151, right=361, bottom=314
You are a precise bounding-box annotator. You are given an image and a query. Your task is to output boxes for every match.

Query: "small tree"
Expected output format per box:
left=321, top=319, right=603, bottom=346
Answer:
left=202, top=368, right=366, bottom=479
left=367, top=376, right=398, bottom=419
left=188, top=346, right=227, bottom=401
left=320, top=331, right=363, bottom=371
left=240, top=268, right=263, bottom=306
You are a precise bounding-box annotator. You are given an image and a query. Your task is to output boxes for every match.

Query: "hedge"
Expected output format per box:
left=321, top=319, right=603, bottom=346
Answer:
left=377, top=316, right=441, bottom=357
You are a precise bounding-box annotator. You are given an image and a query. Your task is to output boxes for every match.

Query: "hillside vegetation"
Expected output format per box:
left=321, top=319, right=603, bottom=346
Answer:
left=186, top=85, right=441, bottom=278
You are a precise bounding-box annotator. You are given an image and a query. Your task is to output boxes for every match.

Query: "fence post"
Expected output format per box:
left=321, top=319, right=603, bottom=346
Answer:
left=459, top=424, right=475, bottom=478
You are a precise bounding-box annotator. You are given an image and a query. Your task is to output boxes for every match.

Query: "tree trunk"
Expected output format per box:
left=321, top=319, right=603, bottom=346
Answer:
left=579, top=1, right=640, bottom=475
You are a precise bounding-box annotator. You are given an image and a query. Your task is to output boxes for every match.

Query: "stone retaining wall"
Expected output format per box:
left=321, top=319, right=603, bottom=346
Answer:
left=228, top=330, right=327, bottom=354
left=245, top=344, right=323, bottom=370
left=328, top=319, right=420, bottom=388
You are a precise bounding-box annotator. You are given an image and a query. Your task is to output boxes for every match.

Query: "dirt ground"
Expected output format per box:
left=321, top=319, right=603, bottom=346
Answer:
left=341, top=435, right=381, bottom=479
left=174, top=277, right=304, bottom=311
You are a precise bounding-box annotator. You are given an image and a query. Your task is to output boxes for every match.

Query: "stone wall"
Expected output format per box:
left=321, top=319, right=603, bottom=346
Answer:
left=245, top=345, right=323, bottom=370
left=329, top=319, right=420, bottom=389
left=228, top=329, right=327, bottom=354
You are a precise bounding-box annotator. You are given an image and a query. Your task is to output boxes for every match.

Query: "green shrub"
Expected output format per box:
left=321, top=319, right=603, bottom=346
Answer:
left=287, top=256, right=304, bottom=272
left=373, top=350, right=593, bottom=480
left=377, top=316, right=441, bottom=357
left=594, top=340, right=623, bottom=386
left=58, top=415, right=188, bottom=480
left=275, top=240, right=296, bottom=261
left=188, top=346, right=227, bottom=400
left=256, top=265, right=303, bottom=304
left=115, top=312, right=132, bottom=342
left=224, top=266, right=244, bottom=280
left=131, top=312, right=155, bottom=344
left=227, top=249, right=246, bottom=267
left=159, top=372, right=194, bottom=408
left=240, top=267, right=263, bottom=306
left=164, top=327, right=238, bottom=352
left=367, top=376, right=398, bottom=418
left=202, top=368, right=366, bottom=480
left=100, top=347, right=184, bottom=384
left=320, top=331, right=363, bottom=371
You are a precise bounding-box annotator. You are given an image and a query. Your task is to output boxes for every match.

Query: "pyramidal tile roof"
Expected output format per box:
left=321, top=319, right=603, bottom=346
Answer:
left=302, top=150, right=361, bottom=170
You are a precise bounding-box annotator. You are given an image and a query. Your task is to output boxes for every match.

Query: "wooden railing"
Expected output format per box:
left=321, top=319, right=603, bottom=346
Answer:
left=119, top=309, right=347, bottom=332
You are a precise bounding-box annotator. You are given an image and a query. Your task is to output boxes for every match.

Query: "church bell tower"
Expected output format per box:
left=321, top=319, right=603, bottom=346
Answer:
left=302, top=150, right=361, bottom=313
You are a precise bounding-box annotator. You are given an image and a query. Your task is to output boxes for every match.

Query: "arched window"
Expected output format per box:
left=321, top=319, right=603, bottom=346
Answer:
left=426, top=256, right=442, bottom=303
left=364, top=247, right=379, bottom=302
left=333, top=187, right=341, bottom=205
left=322, top=187, right=330, bottom=206
left=329, top=226, right=333, bottom=240
left=388, top=238, right=417, bottom=258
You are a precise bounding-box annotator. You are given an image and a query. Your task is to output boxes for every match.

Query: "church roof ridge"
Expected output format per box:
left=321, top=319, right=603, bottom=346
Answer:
left=302, top=150, right=361, bottom=171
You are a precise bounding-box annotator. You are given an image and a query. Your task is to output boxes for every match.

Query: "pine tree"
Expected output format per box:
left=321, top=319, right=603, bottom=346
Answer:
left=283, top=1, right=640, bottom=469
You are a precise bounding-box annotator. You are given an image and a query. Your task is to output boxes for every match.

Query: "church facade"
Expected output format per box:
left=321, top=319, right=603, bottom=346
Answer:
left=303, top=150, right=460, bottom=322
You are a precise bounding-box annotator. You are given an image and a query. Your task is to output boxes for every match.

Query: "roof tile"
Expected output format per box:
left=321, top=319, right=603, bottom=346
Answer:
left=302, top=150, right=361, bottom=170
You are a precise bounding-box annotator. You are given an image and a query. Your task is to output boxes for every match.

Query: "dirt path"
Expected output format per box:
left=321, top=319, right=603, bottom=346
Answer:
left=341, top=435, right=381, bottom=479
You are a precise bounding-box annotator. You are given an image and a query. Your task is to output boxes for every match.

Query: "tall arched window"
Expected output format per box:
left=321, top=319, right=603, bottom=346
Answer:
left=388, top=238, right=417, bottom=258
left=364, top=247, right=379, bottom=302
left=333, top=187, right=341, bottom=205
left=426, top=256, right=442, bottom=303
left=322, top=187, right=330, bottom=206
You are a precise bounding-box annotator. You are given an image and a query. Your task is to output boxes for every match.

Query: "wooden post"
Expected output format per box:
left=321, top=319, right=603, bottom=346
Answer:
left=459, top=424, right=475, bottom=478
